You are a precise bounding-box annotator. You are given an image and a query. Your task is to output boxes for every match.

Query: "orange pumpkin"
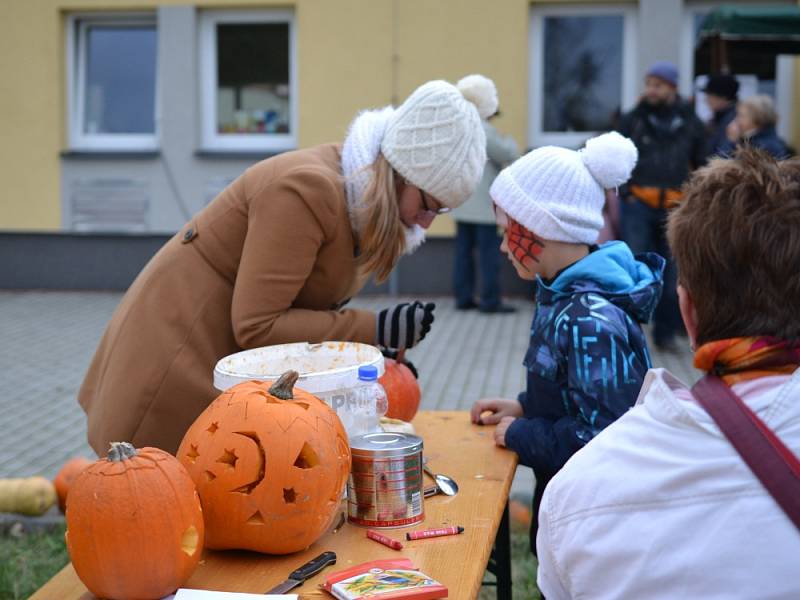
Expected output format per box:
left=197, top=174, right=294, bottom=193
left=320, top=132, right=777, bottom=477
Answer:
left=177, top=371, right=351, bottom=554
left=379, top=359, right=421, bottom=422
left=66, top=442, right=204, bottom=600
left=53, top=456, right=92, bottom=513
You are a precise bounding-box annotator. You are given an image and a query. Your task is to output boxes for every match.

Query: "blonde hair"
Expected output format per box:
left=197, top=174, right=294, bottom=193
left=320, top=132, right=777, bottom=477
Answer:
left=740, top=94, right=778, bottom=129
left=352, top=154, right=406, bottom=283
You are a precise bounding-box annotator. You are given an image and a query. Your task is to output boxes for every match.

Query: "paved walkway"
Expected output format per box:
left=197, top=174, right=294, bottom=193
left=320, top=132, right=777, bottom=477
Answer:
left=0, top=290, right=699, bottom=500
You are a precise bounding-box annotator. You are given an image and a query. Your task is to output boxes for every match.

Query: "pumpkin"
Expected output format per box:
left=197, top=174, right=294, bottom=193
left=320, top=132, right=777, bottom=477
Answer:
left=0, top=477, right=57, bottom=516
left=177, top=371, right=350, bottom=554
left=379, top=359, right=421, bottom=422
left=66, top=442, right=204, bottom=600
left=53, top=456, right=92, bottom=513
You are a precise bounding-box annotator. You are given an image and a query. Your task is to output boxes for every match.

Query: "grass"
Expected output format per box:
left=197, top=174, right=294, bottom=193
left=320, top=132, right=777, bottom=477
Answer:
left=0, top=524, right=69, bottom=600
left=1, top=524, right=539, bottom=600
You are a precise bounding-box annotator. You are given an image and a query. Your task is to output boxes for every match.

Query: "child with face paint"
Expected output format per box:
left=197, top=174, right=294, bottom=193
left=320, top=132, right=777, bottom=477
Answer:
left=469, top=132, right=665, bottom=554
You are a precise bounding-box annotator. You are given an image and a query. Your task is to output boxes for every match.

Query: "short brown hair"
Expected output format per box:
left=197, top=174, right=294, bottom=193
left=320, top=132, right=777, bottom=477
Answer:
left=667, top=148, right=800, bottom=345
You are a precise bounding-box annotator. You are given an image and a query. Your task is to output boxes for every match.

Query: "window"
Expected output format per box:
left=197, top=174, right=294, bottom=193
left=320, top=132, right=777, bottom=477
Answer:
left=200, top=10, right=297, bottom=152
left=67, top=14, right=158, bottom=150
left=529, top=5, right=637, bottom=148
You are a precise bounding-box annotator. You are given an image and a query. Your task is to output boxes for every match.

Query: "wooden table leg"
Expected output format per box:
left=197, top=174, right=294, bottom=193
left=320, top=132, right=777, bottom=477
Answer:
left=485, top=501, right=512, bottom=600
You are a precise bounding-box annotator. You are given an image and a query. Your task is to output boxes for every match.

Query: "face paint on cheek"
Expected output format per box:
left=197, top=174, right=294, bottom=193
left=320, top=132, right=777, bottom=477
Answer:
left=507, top=220, right=544, bottom=272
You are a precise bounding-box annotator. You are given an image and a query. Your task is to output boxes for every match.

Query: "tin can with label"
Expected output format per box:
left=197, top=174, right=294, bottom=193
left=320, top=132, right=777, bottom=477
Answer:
left=347, top=432, right=424, bottom=528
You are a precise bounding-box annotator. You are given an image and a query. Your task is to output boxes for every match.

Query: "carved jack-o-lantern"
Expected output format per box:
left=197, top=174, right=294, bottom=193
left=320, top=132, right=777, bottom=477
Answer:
left=177, top=371, right=350, bottom=554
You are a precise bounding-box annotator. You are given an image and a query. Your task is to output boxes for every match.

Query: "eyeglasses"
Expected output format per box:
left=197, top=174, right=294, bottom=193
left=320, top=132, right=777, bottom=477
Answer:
left=420, top=189, right=451, bottom=215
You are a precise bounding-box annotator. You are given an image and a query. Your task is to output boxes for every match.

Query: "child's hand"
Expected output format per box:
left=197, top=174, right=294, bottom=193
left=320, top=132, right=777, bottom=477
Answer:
left=470, top=397, right=523, bottom=425
left=494, top=416, right=516, bottom=447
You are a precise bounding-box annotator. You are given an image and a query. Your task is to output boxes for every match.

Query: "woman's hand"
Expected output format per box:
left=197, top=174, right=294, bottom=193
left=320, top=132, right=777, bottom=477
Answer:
left=376, top=301, right=435, bottom=351
left=470, top=397, right=523, bottom=425
left=494, top=416, right=517, bottom=448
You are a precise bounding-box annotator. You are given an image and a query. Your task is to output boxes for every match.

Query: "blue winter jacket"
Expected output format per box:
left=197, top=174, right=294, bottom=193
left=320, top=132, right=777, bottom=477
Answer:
left=505, top=241, right=664, bottom=478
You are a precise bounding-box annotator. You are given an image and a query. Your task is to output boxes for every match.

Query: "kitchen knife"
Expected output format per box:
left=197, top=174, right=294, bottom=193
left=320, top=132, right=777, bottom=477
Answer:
left=264, top=551, right=337, bottom=595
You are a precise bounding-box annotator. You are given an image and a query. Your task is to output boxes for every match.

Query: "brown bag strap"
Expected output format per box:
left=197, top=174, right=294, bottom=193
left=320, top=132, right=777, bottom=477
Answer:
left=692, top=374, right=800, bottom=531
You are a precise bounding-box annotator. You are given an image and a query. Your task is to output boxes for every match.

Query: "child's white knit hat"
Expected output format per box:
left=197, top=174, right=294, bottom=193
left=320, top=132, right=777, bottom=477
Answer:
left=490, top=132, right=638, bottom=244
left=381, top=75, right=498, bottom=208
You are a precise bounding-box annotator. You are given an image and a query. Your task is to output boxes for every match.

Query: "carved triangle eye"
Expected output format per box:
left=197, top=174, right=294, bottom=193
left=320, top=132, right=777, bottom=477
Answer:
left=293, top=442, right=319, bottom=469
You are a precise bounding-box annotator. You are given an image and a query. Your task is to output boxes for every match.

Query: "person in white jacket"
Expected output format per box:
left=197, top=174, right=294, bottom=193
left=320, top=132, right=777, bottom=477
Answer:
left=536, top=147, right=800, bottom=600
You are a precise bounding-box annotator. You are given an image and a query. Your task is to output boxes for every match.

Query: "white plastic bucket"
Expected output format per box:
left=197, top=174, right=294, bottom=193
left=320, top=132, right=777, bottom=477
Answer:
left=213, top=341, right=384, bottom=394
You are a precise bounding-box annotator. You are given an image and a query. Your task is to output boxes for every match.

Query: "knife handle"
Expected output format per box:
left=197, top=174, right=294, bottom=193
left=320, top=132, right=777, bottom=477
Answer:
left=288, top=551, right=337, bottom=582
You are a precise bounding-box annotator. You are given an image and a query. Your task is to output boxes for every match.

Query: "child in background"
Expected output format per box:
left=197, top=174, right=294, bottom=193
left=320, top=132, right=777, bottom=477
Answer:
left=470, top=132, right=664, bottom=552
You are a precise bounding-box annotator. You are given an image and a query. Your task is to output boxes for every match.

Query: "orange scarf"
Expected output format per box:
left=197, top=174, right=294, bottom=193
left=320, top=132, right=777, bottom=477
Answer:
left=694, top=337, right=800, bottom=385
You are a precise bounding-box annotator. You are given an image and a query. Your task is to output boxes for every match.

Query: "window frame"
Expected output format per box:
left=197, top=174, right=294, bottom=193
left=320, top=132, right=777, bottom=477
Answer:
left=66, top=13, right=160, bottom=151
left=528, top=3, right=638, bottom=149
left=199, top=9, right=298, bottom=153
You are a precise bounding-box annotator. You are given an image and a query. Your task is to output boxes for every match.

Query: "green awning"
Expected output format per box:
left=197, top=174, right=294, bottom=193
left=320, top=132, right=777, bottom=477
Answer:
left=698, top=5, right=800, bottom=54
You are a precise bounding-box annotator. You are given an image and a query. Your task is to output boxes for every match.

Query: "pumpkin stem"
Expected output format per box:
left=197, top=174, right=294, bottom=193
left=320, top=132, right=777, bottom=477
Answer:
left=268, top=370, right=300, bottom=400
left=107, top=442, right=138, bottom=462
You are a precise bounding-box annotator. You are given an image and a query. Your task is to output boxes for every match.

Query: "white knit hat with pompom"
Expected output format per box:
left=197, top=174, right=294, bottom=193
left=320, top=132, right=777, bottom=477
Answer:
left=380, top=74, right=498, bottom=208
left=489, top=132, right=637, bottom=244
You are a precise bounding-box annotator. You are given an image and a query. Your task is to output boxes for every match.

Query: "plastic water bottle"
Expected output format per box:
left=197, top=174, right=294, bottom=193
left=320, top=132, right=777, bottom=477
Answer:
left=356, top=365, right=388, bottom=434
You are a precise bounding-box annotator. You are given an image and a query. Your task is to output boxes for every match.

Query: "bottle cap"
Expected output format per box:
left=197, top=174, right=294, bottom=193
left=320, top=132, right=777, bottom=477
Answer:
left=358, top=365, right=379, bottom=381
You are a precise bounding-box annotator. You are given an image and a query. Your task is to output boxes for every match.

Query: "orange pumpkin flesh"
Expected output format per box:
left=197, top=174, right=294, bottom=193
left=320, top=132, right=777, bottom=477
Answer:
left=379, top=359, right=421, bottom=422
left=66, top=443, right=204, bottom=600
left=177, top=371, right=351, bottom=554
left=53, top=456, right=92, bottom=513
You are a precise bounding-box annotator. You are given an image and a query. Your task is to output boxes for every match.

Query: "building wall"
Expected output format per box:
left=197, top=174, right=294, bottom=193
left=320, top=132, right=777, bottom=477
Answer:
left=1, top=0, right=799, bottom=235
left=0, top=0, right=529, bottom=235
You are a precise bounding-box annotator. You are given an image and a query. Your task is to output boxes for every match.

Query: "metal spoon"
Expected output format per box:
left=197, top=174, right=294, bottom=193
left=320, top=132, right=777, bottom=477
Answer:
left=423, top=463, right=459, bottom=496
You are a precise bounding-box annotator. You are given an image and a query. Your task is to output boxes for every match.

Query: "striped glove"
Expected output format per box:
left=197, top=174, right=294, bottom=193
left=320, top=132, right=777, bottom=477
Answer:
left=376, top=301, right=435, bottom=351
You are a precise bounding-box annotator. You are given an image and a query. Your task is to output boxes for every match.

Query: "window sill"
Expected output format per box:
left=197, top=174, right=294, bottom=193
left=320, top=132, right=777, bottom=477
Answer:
left=61, top=150, right=161, bottom=160
left=194, top=149, right=291, bottom=160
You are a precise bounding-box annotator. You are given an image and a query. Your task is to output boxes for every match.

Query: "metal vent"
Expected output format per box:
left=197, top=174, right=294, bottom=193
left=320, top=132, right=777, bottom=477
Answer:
left=70, top=178, right=150, bottom=232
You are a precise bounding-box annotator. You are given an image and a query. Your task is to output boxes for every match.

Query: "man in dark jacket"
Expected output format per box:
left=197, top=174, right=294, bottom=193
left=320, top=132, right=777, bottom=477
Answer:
left=618, top=61, right=707, bottom=352
left=703, top=73, right=739, bottom=157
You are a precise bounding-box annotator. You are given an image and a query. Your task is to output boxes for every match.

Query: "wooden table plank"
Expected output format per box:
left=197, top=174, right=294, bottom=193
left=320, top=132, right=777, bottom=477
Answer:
left=30, top=411, right=517, bottom=600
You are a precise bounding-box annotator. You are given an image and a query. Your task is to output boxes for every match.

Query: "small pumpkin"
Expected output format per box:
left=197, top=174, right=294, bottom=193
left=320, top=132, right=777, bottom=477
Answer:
left=177, top=371, right=351, bottom=554
left=53, top=456, right=92, bottom=513
left=66, top=442, right=204, bottom=600
left=379, top=359, right=421, bottom=422
left=0, top=477, right=57, bottom=516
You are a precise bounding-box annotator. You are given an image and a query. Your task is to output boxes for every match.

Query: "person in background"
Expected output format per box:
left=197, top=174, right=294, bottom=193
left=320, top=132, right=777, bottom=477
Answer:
left=470, top=132, right=663, bottom=554
left=702, top=73, right=739, bottom=157
left=79, top=75, right=496, bottom=455
left=618, top=61, right=707, bottom=352
left=721, top=94, right=791, bottom=159
left=452, top=108, right=520, bottom=313
left=596, top=188, right=621, bottom=244
left=536, top=148, right=800, bottom=600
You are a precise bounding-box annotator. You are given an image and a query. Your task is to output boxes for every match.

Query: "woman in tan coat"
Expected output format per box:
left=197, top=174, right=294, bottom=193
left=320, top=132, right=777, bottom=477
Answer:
left=79, top=75, right=498, bottom=455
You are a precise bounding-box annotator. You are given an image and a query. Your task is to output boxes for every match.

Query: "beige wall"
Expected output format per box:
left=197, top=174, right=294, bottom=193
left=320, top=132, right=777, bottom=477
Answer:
left=0, top=0, right=528, bottom=233
left=1, top=2, right=63, bottom=229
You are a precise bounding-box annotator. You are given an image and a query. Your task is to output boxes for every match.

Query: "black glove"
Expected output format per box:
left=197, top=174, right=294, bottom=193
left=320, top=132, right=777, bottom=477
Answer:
left=376, top=301, right=435, bottom=352
left=381, top=348, right=419, bottom=379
